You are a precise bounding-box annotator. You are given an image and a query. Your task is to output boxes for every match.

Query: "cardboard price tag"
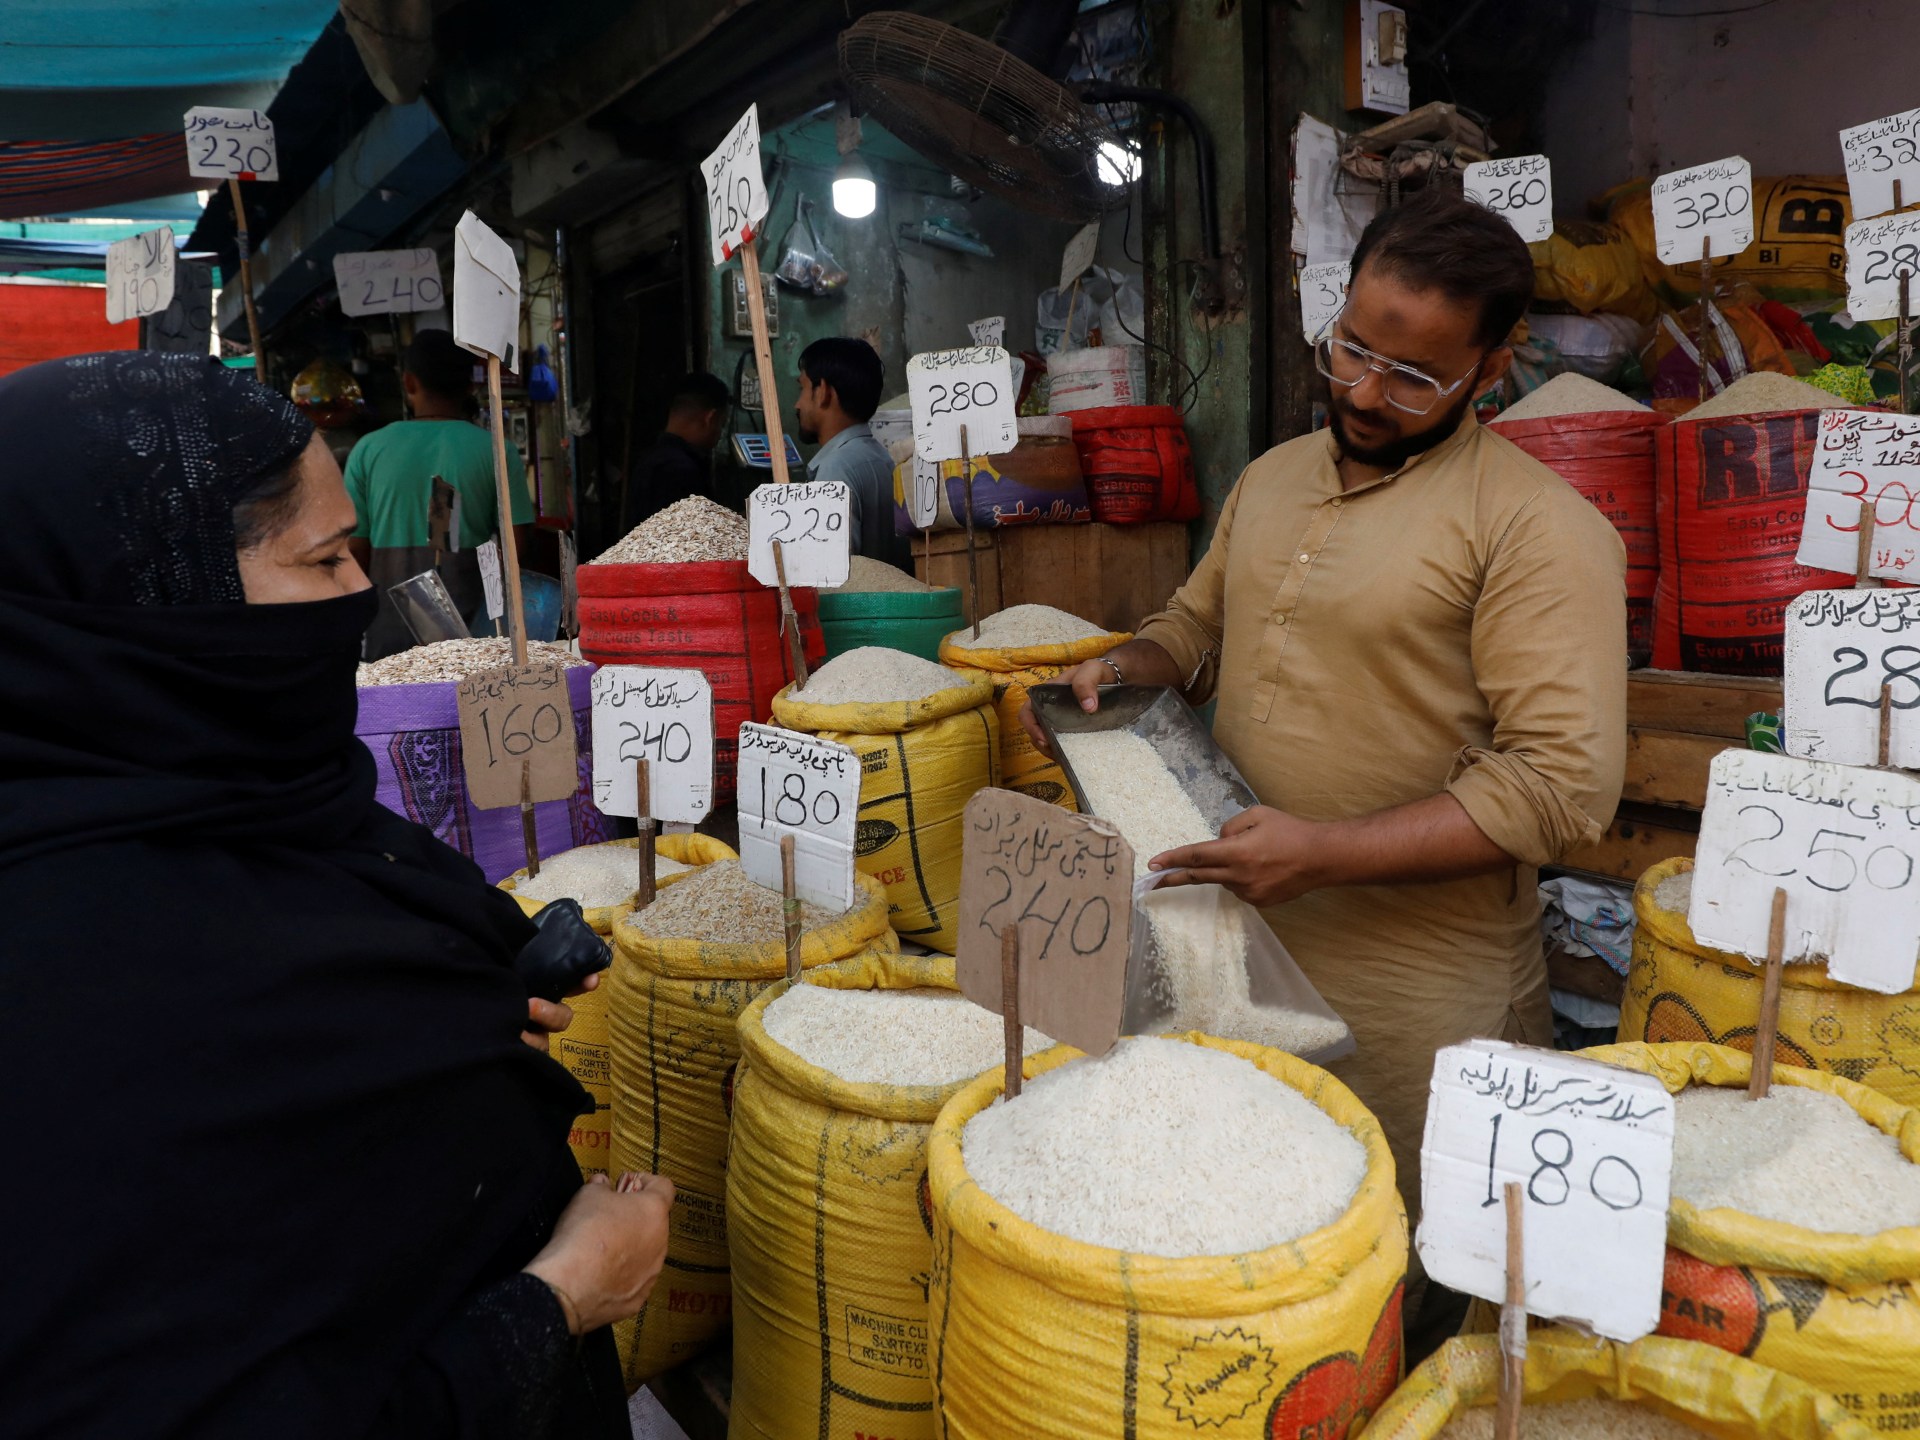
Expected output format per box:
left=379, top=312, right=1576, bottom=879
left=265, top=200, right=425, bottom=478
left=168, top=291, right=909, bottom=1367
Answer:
left=1298, top=260, right=1350, bottom=342
left=334, top=249, right=445, bottom=317
left=452, top=210, right=520, bottom=366
left=1651, top=156, right=1754, bottom=264
left=906, top=346, right=1018, bottom=462
left=105, top=227, right=175, bottom=324
left=1464, top=155, right=1553, bottom=244
left=702, top=104, right=770, bottom=266
left=1844, top=211, right=1920, bottom=324
left=747, top=480, right=852, bottom=588
left=1417, top=1040, right=1674, bottom=1343
left=1784, top=590, right=1920, bottom=768
left=590, top=666, right=715, bottom=822
left=1841, top=107, right=1920, bottom=222
left=1691, top=749, right=1920, bottom=994
left=954, top=789, right=1134, bottom=1057
left=454, top=664, right=579, bottom=810
left=1793, top=409, right=1920, bottom=580
left=183, top=106, right=279, bottom=181
left=736, top=722, right=860, bottom=912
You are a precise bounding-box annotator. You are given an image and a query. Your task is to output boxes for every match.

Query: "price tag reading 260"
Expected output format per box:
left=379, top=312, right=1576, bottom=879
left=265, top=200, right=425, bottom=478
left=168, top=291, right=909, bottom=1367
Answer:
left=1464, top=155, right=1553, bottom=244
left=906, top=345, right=1019, bottom=462
left=701, top=103, right=770, bottom=266
left=736, top=722, right=860, bottom=911
left=453, top=664, right=579, bottom=810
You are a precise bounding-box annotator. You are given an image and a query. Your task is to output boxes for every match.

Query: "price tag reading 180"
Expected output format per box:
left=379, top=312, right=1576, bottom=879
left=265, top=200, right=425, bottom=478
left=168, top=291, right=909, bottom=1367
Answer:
left=1844, top=211, right=1920, bottom=323
left=1464, top=155, right=1553, bottom=244
left=589, top=666, right=715, bottom=822
left=1418, top=1040, right=1674, bottom=1343
left=747, top=480, right=851, bottom=589
left=1841, top=107, right=1920, bottom=222
left=454, top=664, right=579, bottom=810
left=736, top=722, right=860, bottom=912
left=1651, top=155, right=1754, bottom=264
left=183, top=106, right=279, bottom=181
left=906, top=346, right=1019, bottom=463
left=702, top=103, right=770, bottom=266
left=333, top=249, right=445, bottom=317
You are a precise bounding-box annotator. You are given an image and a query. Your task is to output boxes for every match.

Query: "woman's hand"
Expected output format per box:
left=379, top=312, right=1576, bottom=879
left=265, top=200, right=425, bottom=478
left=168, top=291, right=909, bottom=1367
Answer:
left=520, top=972, right=599, bottom=1052
left=523, top=1172, right=676, bottom=1334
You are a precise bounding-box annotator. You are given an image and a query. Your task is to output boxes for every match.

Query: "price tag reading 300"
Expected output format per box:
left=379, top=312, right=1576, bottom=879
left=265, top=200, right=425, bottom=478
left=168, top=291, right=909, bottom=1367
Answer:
left=906, top=346, right=1019, bottom=463
left=1651, top=155, right=1754, bottom=264
left=736, top=722, right=860, bottom=912
left=747, top=481, right=852, bottom=589
left=454, top=664, right=579, bottom=810
left=589, top=666, right=715, bottom=822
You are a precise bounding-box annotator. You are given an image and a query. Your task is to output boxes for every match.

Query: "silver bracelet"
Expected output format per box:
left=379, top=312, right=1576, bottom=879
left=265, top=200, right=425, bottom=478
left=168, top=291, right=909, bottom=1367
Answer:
left=1098, top=657, right=1125, bottom=685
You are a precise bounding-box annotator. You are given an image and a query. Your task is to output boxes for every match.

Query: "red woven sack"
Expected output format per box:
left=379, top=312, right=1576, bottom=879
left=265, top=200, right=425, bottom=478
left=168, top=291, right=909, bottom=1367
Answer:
left=1066, top=404, right=1200, bottom=524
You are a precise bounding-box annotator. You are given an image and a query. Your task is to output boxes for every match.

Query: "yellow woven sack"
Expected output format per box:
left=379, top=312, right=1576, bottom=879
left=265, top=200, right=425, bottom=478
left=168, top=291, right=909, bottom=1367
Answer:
left=498, top=834, right=737, bottom=1179
left=1580, top=1041, right=1920, bottom=1434
left=727, top=950, right=964, bottom=1440
left=1364, top=1328, right=1874, bottom=1438
left=1529, top=218, right=1658, bottom=323
left=938, top=625, right=1130, bottom=809
left=1606, top=175, right=1851, bottom=305
left=1620, top=858, right=1920, bottom=1109
left=928, top=1034, right=1408, bottom=1439
left=606, top=870, right=899, bottom=1390
left=772, top=676, right=998, bottom=955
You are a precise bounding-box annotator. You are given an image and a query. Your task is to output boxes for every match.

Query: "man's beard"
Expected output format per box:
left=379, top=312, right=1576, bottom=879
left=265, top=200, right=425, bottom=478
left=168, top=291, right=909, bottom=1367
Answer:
left=1329, top=387, right=1474, bottom=469
left=795, top=409, right=818, bottom=445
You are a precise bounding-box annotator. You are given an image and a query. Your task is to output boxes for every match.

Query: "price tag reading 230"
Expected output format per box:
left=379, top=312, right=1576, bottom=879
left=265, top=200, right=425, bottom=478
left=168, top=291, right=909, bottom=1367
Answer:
left=906, top=346, right=1019, bottom=463
left=454, top=664, right=579, bottom=810
left=747, top=480, right=851, bottom=588
left=736, top=722, right=860, bottom=912
left=589, top=666, right=715, bottom=822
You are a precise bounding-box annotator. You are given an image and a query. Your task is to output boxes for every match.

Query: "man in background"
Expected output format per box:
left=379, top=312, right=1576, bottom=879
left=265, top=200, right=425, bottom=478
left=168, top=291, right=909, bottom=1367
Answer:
left=622, top=371, right=729, bottom=531
left=345, top=327, right=535, bottom=660
left=795, top=337, right=911, bottom=571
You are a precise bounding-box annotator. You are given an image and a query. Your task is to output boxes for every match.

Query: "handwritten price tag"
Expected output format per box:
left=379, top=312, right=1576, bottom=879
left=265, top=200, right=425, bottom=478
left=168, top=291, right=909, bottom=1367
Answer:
left=334, top=249, right=445, bottom=317
left=1298, top=260, right=1350, bottom=342
left=590, top=667, right=715, bottom=822
left=1060, top=220, right=1101, bottom=292
left=1691, top=749, right=1920, bottom=994
left=1651, top=156, right=1754, bottom=264
left=702, top=104, right=770, bottom=266
left=1784, top=590, right=1920, bottom=769
left=1464, top=155, right=1553, bottom=244
left=955, top=789, right=1134, bottom=1057
left=105, top=227, right=175, bottom=324
left=747, top=480, right=851, bottom=589
left=1841, top=108, right=1920, bottom=221
left=1845, top=211, right=1920, bottom=323
left=183, top=107, right=278, bottom=181
left=477, top=538, right=504, bottom=620
left=905, top=453, right=941, bottom=529
left=737, top=722, right=860, bottom=912
left=454, top=664, right=579, bottom=810
left=1794, top=409, right=1920, bottom=581
left=1417, top=1040, right=1674, bottom=1343
left=906, top=346, right=1018, bottom=462
left=967, top=315, right=1005, bottom=348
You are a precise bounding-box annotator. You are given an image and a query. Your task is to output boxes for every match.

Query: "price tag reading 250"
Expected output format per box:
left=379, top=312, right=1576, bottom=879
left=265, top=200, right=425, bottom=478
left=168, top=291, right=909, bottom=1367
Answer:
left=906, top=346, right=1019, bottom=462
left=1650, top=155, right=1754, bottom=264
left=736, top=722, right=860, bottom=911
left=454, top=664, right=579, bottom=810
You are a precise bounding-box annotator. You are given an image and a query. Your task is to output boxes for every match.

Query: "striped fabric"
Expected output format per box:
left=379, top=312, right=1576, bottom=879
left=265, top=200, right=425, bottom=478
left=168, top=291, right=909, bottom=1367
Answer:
left=0, top=133, right=192, bottom=220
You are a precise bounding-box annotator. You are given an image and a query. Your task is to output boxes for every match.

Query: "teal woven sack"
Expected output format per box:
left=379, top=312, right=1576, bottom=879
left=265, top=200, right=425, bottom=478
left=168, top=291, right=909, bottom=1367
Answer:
left=818, top=587, right=963, bottom=663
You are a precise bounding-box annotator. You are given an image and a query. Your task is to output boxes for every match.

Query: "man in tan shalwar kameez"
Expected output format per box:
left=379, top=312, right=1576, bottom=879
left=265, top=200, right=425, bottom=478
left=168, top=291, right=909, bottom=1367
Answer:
left=1028, top=189, right=1627, bottom=1352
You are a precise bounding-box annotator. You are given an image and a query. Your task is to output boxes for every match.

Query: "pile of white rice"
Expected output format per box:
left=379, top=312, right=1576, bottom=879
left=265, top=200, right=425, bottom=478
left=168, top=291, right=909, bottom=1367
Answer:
left=1687, top=371, right=1842, bottom=421
left=511, top=843, right=691, bottom=908
left=828, top=557, right=934, bottom=594
left=794, top=645, right=961, bottom=705
left=1498, top=372, right=1649, bottom=422
left=952, top=603, right=1108, bottom=650
left=762, top=984, right=1048, bottom=1086
left=1437, top=1400, right=1708, bottom=1439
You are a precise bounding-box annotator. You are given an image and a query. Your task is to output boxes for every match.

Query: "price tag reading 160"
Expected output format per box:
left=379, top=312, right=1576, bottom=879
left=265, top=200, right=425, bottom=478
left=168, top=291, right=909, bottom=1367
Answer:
left=454, top=664, right=579, bottom=809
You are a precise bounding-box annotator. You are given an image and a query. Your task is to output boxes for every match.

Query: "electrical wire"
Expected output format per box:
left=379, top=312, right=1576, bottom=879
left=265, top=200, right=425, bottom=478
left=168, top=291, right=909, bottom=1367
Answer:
left=1599, top=0, right=1783, bottom=15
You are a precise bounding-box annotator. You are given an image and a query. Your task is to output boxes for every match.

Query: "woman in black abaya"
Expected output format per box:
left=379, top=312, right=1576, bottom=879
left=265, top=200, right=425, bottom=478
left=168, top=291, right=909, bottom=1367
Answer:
left=0, top=352, right=670, bottom=1438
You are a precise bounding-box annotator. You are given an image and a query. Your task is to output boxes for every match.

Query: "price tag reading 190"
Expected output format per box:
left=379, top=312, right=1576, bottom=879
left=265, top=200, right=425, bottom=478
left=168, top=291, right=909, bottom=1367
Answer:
left=454, top=664, right=579, bottom=810
left=906, top=346, right=1019, bottom=463
left=701, top=103, right=770, bottom=266
left=736, top=722, right=860, bottom=912
left=589, top=666, right=715, bottom=822
left=747, top=480, right=852, bottom=589
left=1650, top=155, right=1754, bottom=264
left=1417, top=1040, right=1674, bottom=1343
left=1841, top=107, right=1920, bottom=222
left=333, top=249, right=445, bottom=317
left=105, top=227, right=175, bottom=325
left=1464, top=155, right=1553, bottom=244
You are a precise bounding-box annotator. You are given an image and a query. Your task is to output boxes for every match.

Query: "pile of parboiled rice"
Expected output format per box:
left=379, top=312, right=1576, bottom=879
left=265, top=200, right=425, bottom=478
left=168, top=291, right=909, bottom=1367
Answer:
left=593, top=495, right=750, bottom=564
left=632, top=859, right=837, bottom=943
left=828, top=556, right=934, bottom=594
left=951, top=603, right=1108, bottom=650
left=509, top=842, right=691, bottom=908
left=962, top=1036, right=1365, bottom=1256
left=356, top=637, right=586, bottom=687
left=1687, top=370, right=1844, bottom=421
left=762, top=984, right=1048, bottom=1087
left=793, top=645, right=960, bottom=705
left=1437, top=1400, right=1708, bottom=1439
left=1497, top=372, right=1650, bottom=422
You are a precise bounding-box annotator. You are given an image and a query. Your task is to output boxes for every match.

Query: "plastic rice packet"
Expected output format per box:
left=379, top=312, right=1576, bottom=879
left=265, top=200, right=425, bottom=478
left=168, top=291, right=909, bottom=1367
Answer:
left=1120, top=884, right=1356, bottom=1065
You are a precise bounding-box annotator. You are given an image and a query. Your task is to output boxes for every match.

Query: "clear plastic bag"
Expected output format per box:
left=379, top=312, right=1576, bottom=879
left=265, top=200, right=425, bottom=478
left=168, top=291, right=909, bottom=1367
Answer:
left=1121, top=882, right=1356, bottom=1065
left=772, top=196, right=848, bottom=297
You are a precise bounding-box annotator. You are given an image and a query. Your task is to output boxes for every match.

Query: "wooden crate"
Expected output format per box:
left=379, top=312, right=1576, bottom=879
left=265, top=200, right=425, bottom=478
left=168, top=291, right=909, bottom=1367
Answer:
left=912, top=521, right=1191, bottom=635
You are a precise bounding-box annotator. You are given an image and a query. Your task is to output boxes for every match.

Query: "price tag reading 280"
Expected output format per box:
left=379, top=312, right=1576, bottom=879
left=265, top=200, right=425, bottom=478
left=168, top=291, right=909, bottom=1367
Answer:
left=747, top=480, right=851, bottom=588
left=906, top=346, right=1019, bottom=463
left=454, top=664, right=579, bottom=810
left=1650, top=155, right=1754, bottom=264
left=1844, top=210, right=1920, bottom=324
left=736, top=722, right=860, bottom=911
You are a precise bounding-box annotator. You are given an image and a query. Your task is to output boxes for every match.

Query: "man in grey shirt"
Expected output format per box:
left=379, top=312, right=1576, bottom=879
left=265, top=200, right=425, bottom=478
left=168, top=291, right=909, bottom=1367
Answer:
left=794, top=337, right=913, bottom=572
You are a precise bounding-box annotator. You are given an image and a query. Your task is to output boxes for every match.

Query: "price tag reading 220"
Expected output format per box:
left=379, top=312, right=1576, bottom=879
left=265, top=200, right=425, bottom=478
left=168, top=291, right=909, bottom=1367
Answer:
left=747, top=480, right=851, bottom=589
left=453, top=664, right=579, bottom=810
left=736, top=722, right=860, bottom=912
left=906, top=346, right=1019, bottom=462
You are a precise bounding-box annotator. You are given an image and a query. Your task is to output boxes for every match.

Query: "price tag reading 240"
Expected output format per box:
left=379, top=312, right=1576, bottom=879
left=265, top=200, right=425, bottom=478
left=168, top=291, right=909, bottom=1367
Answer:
left=736, top=722, right=860, bottom=912
left=589, top=666, right=715, bottom=822
left=333, top=249, right=445, bottom=317
left=1417, top=1041, right=1674, bottom=1343
left=906, top=346, right=1019, bottom=463
left=1650, top=155, right=1754, bottom=264
left=454, top=664, right=579, bottom=810
left=954, top=789, right=1134, bottom=1057
left=1464, top=155, right=1553, bottom=244
left=747, top=480, right=851, bottom=589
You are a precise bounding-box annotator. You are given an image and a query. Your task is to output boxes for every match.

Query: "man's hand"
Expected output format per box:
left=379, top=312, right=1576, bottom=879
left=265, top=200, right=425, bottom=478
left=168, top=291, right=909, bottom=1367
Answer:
left=1148, top=806, right=1331, bottom=909
left=1018, top=657, right=1116, bottom=755
left=1016, top=638, right=1184, bottom=756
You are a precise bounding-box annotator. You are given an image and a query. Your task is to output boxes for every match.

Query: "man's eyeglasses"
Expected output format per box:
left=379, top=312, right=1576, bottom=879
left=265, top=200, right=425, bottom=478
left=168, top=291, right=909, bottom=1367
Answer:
left=1312, top=317, right=1485, bottom=417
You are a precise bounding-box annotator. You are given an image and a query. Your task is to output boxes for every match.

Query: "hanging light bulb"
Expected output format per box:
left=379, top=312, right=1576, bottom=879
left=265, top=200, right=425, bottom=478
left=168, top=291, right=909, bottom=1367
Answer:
left=833, top=151, right=877, bottom=219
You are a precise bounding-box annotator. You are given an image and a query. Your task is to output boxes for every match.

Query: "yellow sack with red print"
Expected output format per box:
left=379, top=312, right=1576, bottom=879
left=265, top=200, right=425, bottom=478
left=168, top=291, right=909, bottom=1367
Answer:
left=1582, top=1041, right=1920, bottom=1435
left=927, top=1034, right=1407, bottom=1439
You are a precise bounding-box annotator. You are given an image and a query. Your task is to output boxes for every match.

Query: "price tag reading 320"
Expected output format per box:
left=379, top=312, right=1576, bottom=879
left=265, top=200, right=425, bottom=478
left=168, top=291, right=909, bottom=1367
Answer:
left=906, top=346, right=1019, bottom=462
left=589, top=666, right=715, bottom=822
left=1418, top=1041, right=1674, bottom=1343
left=454, top=664, right=579, bottom=810
left=1841, top=107, right=1920, bottom=221
left=1650, top=155, right=1754, bottom=264
left=736, top=722, right=860, bottom=911
left=1464, top=155, right=1553, bottom=244
left=747, top=481, right=851, bottom=588
left=701, top=103, right=770, bottom=266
